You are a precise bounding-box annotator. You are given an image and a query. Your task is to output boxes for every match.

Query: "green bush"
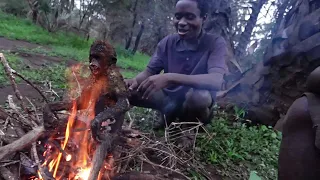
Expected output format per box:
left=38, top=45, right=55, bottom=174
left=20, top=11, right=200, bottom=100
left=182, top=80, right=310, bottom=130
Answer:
left=2, top=0, right=28, bottom=17
left=0, top=11, right=150, bottom=89
left=196, top=109, right=281, bottom=180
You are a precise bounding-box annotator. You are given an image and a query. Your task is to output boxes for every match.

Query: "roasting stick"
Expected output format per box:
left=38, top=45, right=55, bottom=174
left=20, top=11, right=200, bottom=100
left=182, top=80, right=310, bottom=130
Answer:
left=88, top=134, right=114, bottom=180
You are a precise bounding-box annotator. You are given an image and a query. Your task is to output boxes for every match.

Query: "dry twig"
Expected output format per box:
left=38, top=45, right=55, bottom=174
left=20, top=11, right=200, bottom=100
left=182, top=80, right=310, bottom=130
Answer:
left=139, top=154, right=191, bottom=180
left=0, top=53, right=37, bottom=127
left=0, top=160, right=20, bottom=168
left=13, top=71, right=49, bottom=104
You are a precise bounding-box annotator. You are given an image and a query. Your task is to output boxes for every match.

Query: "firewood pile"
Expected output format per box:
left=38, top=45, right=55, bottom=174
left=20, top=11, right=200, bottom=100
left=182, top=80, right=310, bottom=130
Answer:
left=0, top=53, right=214, bottom=180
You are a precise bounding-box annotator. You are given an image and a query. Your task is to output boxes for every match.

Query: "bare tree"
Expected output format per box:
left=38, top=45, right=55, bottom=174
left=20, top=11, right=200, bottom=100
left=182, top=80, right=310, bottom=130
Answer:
left=125, top=0, right=139, bottom=50
left=132, top=21, right=145, bottom=54
left=234, top=0, right=269, bottom=61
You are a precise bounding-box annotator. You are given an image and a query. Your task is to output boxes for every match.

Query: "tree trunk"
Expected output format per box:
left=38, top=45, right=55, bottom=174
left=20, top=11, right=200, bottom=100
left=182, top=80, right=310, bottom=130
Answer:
left=70, top=0, right=75, bottom=12
left=125, top=13, right=137, bottom=50
left=204, top=0, right=243, bottom=77
left=125, top=0, right=139, bottom=50
left=234, top=0, right=268, bottom=61
left=60, top=0, right=65, bottom=13
left=131, top=22, right=145, bottom=55
left=271, top=0, right=291, bottom=37
left=218, top=0, right=320, bottom=127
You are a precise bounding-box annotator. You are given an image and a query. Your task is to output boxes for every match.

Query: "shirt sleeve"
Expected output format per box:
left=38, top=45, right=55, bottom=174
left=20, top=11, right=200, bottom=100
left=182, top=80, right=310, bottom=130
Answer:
left=207, top=36, right=228, bottom=74
left=146, top=38, right=167, bottom=75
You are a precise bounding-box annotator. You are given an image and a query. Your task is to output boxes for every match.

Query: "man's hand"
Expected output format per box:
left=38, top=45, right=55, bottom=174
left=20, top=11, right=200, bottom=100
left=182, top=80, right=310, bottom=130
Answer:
left=138, top=73, right=171, bottom=99
left=124, top=78, right=139, bottom=91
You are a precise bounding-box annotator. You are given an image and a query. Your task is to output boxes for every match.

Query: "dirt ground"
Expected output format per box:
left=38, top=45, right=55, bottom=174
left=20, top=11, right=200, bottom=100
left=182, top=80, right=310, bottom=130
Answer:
left=0, top=37, right=44, bottom=51
left=0, top=37, right=76, bottom=105
left=0, top=83, right=46, bottom=106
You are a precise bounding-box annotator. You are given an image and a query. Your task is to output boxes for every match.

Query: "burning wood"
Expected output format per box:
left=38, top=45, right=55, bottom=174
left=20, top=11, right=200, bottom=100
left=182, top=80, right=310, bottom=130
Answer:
left=0, top=51, right=127, bottom=179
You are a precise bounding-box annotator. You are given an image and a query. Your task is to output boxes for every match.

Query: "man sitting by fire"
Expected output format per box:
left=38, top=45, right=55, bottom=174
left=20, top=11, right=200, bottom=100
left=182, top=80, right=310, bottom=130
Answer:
left=124, top=0, right=227, bottom=130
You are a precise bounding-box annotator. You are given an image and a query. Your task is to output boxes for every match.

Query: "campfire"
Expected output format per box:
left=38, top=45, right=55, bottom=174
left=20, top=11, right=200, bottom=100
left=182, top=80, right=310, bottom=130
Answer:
left=0, top=54, right=124, bottom=180
left=32, top=63, right=117, bottom=180
left=34, top=101, right=115, bottom=180
left=0, top=53, right=214, bottom=180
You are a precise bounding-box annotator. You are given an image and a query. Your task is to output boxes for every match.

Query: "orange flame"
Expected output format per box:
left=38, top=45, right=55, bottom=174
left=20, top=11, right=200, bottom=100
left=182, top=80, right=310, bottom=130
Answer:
left=36, top=64, right=113, bottom=180
left=51, top=100, right=77, bottom=178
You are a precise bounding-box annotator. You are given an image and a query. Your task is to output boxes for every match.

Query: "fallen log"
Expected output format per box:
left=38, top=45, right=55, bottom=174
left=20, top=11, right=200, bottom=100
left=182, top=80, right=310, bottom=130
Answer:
left=0, top=126, right=44, bottom=161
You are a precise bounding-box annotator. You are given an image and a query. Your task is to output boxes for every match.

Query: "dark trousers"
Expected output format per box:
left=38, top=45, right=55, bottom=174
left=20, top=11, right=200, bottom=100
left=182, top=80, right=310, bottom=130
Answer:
left=128, top=88, right=215, bottom=125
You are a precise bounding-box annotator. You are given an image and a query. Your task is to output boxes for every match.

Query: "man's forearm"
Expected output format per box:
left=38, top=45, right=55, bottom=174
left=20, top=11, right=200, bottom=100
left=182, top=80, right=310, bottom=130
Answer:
left=168, top=73, right=224, bottom=91
left=134, top=70, right=153, bottom=84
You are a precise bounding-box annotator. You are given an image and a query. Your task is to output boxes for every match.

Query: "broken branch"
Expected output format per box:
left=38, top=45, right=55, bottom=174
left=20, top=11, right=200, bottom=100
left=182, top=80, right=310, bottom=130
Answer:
left=0, top=160, right=20, bottom=168
left=0, top=126, right=45, bottom=161
left=13, top=71, right=49, bottom=104
left=0, top=53, right=37, bottom=127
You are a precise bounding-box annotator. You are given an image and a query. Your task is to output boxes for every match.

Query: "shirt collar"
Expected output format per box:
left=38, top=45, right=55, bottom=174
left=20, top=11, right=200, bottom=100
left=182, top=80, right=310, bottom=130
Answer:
left=176, top=29, right=205, bottom=52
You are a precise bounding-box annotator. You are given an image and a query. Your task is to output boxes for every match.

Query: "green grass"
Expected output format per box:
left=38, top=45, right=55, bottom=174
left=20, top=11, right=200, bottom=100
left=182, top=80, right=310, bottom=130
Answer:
left=0, top=53, right=140, bottom=90
left=126, top=105, right=280, bottom=180
left=0, top=53, right=67, bottom=89
left=0, top=11, right=92, bottom=49
left=0, top=11, right=150, bottom=72
left=17, top=46, right=89, bottom=62
left=0, top=10, right=149, bottom=89
left=196, top=107, right=281, bottom=180
left=121, top=70, right=139, bottom=79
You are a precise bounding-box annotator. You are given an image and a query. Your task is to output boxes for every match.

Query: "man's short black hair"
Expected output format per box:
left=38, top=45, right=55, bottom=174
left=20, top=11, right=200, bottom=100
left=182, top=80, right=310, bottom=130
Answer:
left=178, top=0, right=209, bottom=17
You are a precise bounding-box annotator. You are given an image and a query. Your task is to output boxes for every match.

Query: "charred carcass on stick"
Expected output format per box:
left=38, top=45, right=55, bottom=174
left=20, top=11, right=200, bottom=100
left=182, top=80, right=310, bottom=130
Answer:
left=40, top=40, right=130, bottom=179
left=44, top=40, right=130, bottom=139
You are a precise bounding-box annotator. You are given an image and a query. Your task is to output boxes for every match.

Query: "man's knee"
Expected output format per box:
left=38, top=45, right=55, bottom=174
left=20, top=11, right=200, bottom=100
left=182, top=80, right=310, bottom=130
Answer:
left=127, top=90, right=170, bottom=112
left=184, top=89, right=212, bottom=109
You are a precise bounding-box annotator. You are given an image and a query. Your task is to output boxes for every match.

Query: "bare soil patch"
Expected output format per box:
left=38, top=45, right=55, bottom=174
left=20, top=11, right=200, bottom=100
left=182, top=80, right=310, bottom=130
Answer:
left=0, top=83, right=44, bottom=106
left=12, top=51, right=78, bottom=68
left=0, top=37, right=47, bottom=51
left=0, top=37, right=78, bottom=68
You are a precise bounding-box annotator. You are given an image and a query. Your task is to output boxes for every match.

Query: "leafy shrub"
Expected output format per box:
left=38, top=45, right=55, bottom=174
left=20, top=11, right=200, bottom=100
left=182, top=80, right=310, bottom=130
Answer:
left=2, top=0, right=28, bottom=17
left=196, top=108, right=281, bottom=180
